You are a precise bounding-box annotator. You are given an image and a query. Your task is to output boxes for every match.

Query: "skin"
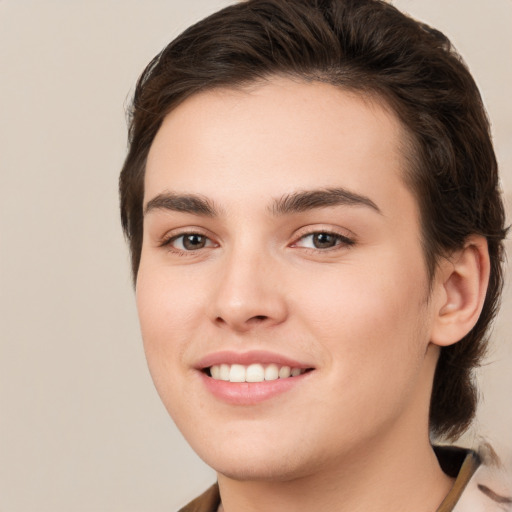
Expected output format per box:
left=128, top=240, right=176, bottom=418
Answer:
left=137, top=77, right=489, bottom=512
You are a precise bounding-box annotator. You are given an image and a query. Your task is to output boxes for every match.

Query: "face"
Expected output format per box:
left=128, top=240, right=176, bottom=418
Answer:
left=137, top=78, right=442, bottom=481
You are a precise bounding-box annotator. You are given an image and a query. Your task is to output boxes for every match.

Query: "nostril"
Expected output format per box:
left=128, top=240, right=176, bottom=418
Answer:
left=213, top=313, right=277, bottom=330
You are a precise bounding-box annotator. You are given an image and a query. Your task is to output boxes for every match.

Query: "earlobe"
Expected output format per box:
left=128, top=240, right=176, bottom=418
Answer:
left=430, top=235, right=490, bottom=347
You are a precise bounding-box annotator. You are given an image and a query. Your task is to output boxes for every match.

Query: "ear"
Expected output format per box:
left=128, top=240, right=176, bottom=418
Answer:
left=430, top=235, right=490, bottom=347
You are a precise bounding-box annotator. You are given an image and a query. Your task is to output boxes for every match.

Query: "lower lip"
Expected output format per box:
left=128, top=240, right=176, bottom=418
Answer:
left=199, top=371, right=312, bottom=405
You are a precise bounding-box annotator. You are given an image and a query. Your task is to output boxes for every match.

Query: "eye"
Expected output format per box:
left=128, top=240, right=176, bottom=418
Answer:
left=293, top=231, right=354, bottom=250
left=166, top=233, right=215, bottom=251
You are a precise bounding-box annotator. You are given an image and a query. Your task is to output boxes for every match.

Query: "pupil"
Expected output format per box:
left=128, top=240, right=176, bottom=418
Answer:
left=184, top=234, right=205, bottom=250
left=314, top=233, right=335, bottom=248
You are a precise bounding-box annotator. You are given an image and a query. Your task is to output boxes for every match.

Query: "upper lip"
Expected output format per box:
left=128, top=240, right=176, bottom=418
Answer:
left=195, top=350, right=314, bottom=370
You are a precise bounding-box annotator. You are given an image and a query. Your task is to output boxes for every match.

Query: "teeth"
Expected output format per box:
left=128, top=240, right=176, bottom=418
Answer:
left=264, top=363, right=279, bottom=381
left=208, top=363, right=307, bottom=382
left=279, top=366, right=291, bottom=379
left=246, top=363, right=265, bottom=382
left=219, top=364, right=230, bottom=381
left=229, top=364, right=246, bottom=382
left=211, top=365, right=221, bottom=379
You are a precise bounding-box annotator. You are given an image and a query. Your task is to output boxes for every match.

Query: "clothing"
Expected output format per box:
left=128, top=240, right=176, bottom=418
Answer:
left=436, top=446, right=480, bottom=512
left=178, top=447, right=480, bottom=512
left=178, top=484, right=220, bottom=512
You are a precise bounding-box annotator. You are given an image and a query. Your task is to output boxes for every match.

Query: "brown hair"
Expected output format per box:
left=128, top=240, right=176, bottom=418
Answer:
left=120, top=0, right=507, bottom=440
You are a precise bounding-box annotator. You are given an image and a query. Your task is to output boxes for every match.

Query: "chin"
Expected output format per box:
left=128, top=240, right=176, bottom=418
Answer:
left=197, top=443, right=295, bottom=480
left=190, top=430, right=330, bottom=483
left=216, top=463, right=289, bottom=482
left=210, top=454, right=313, bottom=483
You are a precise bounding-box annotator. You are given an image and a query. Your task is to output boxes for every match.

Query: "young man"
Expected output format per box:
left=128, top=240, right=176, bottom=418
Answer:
left=119, top=0, right=508, bottom=510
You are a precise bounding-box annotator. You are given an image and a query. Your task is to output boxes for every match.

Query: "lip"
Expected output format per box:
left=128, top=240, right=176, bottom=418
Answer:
left=195, top=350, right=313, bottom=370
left=199, top=370, right=313, bottom=405
left=195, top=350, right=315, bottom=405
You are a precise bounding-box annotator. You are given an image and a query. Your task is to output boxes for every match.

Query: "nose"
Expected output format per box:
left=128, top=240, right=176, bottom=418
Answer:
left=208, top=246, right=288, bottom=333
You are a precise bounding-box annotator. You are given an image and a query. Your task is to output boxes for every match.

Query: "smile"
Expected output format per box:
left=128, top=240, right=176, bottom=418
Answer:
left=207, top=363, right=309, bottom=383
left=197, top=351, right=315, bottom=404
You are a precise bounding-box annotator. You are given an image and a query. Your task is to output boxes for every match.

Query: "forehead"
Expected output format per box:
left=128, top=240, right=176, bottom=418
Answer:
left=145, top=77, right=416, bottom=219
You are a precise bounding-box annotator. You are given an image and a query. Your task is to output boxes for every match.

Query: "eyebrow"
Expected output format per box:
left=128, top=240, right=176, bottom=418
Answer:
left=270, top=188, right=382, bottom=216
left=144, top=192, right=221, bottom=217
left=144, top=187, right=382, bottom=218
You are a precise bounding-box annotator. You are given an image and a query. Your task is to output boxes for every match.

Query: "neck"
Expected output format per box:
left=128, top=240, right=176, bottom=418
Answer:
left=217, top=426, right=453, bottom=512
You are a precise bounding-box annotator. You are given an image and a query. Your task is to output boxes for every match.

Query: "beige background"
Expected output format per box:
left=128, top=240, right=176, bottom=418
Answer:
left=0, top=1, right=510, bottom=511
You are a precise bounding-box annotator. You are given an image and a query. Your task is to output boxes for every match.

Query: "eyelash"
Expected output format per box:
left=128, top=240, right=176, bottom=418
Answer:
left=159, top=229, right=355, bottom=255
left=291, top=230, right=355, bottom=251
left=159, top=231, right=216, bottom=254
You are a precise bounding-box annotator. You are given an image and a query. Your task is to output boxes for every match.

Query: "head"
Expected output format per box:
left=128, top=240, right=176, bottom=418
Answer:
left=120, top=0, right=506, bottom=445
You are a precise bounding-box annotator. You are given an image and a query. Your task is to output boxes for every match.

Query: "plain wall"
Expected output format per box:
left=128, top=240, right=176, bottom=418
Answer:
left=0, top=1, right=510, bottom=510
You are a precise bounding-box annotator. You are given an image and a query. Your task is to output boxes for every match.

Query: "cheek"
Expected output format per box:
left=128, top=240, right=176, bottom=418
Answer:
left=297, top=254, right=430, bottom=379
left=135, top=266, right=209, bottom=422
left=137, top=257, right=206, bottom=324
left=135, top=265, right=204, bottom=374
left=303, top=262, right=426, bottom=334
left=295, top=266, right=432, bottom=440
